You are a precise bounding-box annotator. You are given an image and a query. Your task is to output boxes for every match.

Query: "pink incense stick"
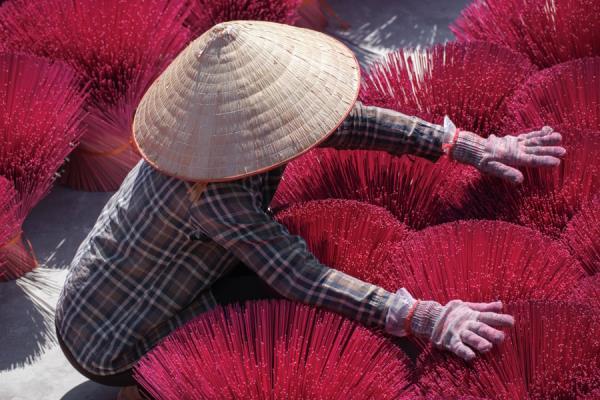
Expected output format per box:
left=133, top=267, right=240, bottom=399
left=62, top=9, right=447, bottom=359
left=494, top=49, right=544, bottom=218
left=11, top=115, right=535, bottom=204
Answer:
left=360, top=41, right=536, bottom=137
left=380, top=220, right=584, bottom=303
left=272, top=148, right=460, bottom=230
left=415, top=301, right=600, bottom=399
left=505, top=57, right=600, bottom=134
left=275, top=199, right=408, bottom=291
left=135, top=300, right=411, bottom=400
left=451, top=0, right=600, bottom=68
left=0, top=0, right=192, bottom=191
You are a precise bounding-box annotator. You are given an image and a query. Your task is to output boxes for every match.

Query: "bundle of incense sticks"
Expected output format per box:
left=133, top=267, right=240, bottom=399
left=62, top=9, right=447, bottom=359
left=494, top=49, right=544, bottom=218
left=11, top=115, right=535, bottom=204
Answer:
left=451, top=0, right=600, bottom=68
left=0, top=52, right=86, bottom=280
left=360, top=41, right=536, bottom=137
left=135, top=300, right=411, bottom=400
left=186, top=0, right=302, bottom=37
left=272, top=149, right=460, bottom=230
left=379, top=220, right=584, bottom=303
left=414, top=301, right=600, bottom=399
left=275, top=199, right=408, bottom=291
left=0, top=0, right=192, bottom=191
left=505, top=57, right=600, bottom=134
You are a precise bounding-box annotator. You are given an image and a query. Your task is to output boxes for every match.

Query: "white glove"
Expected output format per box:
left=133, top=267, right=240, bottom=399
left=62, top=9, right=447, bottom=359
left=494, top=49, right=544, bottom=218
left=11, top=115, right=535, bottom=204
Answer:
left=445, top=122, right=565, bottom=184
left=385, top=289, right=514, bottom=361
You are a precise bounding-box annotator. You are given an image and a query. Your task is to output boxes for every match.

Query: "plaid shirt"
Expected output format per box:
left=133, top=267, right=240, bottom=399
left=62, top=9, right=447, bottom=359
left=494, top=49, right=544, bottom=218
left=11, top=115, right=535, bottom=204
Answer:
left=55, top=101, right=447, bottom=375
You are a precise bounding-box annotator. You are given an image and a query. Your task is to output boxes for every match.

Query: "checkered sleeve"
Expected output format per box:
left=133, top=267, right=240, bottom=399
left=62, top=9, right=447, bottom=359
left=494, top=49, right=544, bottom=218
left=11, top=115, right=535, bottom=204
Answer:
left=190, top=178, right=395, bottom=329
left=321, top=101, right=450, bottom=161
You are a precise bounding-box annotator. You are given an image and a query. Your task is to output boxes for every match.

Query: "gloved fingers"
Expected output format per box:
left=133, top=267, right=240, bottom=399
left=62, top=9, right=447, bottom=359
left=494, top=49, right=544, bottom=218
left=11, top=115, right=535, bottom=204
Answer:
left=463, top=300, right=503, bottom=312
left=481, top=161, right=524, bottom=184
left=523, top=145, right=566, bottom=157
left=477, top=311, right=515, bottom=328
left=467, top=321, right=506, bottom=344
left=450, top=341, right=477, bottom=362
left=523, top=132, right=563, bottom=146
left=515, top=154, right=561, bottom=167
left=519, top=126, right=554, bottom=139
left=460, top=330, right=493, bottom=353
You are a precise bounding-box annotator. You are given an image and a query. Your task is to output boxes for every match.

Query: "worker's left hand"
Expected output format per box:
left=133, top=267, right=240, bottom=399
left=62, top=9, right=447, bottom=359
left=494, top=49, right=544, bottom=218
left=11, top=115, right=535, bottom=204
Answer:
left=450, top=126, right=566, bottom=184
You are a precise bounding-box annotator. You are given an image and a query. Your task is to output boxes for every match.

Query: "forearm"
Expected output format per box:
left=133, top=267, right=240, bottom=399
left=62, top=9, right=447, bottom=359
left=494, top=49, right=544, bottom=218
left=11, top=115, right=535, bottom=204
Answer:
left=191, top=179, right=395, bottom=329
left=241, top=233, right=394, bottom=328
left=320, top=101, right=449, bottom=161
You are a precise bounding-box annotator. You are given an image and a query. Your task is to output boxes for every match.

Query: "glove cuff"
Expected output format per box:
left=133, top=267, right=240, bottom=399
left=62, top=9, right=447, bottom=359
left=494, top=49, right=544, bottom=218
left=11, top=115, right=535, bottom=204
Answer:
left=451, top=131, right=487, bottom=166
left=411, top=300, right=444, bottom=339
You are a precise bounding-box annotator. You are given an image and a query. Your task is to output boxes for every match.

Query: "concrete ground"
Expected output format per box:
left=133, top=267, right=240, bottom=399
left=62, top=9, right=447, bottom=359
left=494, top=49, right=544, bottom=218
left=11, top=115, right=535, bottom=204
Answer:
left=0, top=1, right=469, bottom=399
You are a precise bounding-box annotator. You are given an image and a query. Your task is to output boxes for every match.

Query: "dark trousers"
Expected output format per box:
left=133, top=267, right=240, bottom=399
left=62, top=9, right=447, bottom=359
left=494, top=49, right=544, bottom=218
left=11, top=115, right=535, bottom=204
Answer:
left=56, top=264, right=281, bottom=390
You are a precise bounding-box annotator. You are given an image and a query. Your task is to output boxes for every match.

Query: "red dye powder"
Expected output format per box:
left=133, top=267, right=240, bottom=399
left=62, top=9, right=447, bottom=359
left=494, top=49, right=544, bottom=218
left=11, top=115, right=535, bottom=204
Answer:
left=134, top=300, right=411, bottom=400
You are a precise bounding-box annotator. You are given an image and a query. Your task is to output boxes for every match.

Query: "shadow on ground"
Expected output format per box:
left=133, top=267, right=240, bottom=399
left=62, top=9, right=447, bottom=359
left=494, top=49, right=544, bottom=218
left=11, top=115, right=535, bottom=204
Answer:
left=0, top=280, right=54, bottom=372
left=23, top=186, right=113, bottom=270
left=60, top=380, right=119, bottom=400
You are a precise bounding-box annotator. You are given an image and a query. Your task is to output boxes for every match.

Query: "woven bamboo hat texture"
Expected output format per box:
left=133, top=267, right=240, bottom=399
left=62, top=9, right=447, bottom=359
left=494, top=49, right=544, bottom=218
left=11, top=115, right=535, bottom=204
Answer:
left=133, top=20, right=360, bottom=182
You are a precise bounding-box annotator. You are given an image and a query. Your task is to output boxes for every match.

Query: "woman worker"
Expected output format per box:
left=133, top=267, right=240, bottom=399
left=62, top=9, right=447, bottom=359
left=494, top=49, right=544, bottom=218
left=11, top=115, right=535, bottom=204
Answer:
left=55, top=21, right=565, bottom=399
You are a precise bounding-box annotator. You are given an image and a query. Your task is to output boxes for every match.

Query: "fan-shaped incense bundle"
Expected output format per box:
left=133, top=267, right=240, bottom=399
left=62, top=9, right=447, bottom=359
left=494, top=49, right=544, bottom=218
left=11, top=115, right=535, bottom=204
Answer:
left=134, top=300, right=411, bottom=400
left=571, top=275, right=600, bottom=309
left=505, top=57, right=600, bottom=134
left=0, top=0, right=192, bottom=191
left=275, top=199, right=408, bottom=291
left=186, top=0, right=301, bottom=37
left=272, top=149, right=458, bottom=230
left=0, top=52, right=86, bottom=280
left=0, top=177, right=34, bottom=281
left=561, top=195, right=599, bottom=275
left=451, top=0, right=600, bottom=68
left=445, top=127, right=600, bottom=238
left=380, top=220, right=584, bottom=303
left=360, top=41, right=536, bottom=137
left=415, top=301, right=600, bottom=399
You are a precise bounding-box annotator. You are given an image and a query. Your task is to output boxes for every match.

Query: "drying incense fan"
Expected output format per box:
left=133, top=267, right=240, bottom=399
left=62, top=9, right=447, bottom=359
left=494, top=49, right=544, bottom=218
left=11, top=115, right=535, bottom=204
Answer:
left=0, top=52, right=86, bottom=280
left=505, top=57, right=600, bottom=134
left=272, top=149, right=460, bottom=230
left=451, top=0, right=600, bottom=68
left=414, top=301, right=600, bottom=399
left=360, top=41, right=536, bottom=137
left=135, top=300, right=411, bottom=400
left=275, top=199, right=408, bottom=291
left=185, top=0, right=302, bottom=37
left=378, top=220, right=584, bottom=303
left=0, top=0, right=192, bottom=191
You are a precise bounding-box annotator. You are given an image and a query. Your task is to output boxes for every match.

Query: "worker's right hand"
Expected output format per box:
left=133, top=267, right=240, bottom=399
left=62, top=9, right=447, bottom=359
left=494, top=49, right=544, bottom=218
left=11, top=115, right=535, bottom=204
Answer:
left=425, top=300, right=515, bottom=361
left=385, top=289, right=514, bottom=361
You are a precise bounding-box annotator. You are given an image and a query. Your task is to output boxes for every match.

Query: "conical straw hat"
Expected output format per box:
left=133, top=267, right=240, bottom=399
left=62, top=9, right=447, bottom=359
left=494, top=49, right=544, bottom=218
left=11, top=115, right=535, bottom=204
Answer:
left=133, top=20, right=360, bottom=182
